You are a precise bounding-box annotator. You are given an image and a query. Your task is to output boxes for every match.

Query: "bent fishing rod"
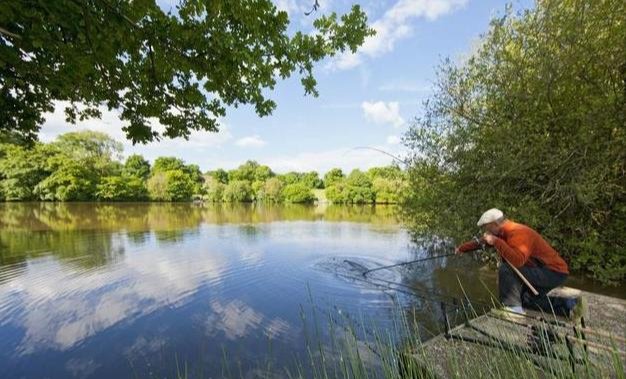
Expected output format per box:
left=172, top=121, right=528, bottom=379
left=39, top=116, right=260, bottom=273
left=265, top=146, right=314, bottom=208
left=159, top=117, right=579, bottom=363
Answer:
left=359, top=237, right=539, bottom=296
left=361, top=252, right=457, bottom=277
left=345, top=146, right=410, bottom=166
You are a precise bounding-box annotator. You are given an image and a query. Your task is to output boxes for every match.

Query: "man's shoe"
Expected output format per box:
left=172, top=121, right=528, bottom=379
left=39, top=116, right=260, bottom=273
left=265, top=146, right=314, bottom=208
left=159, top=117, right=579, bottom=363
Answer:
left=565, top=296, right=587, bottom=323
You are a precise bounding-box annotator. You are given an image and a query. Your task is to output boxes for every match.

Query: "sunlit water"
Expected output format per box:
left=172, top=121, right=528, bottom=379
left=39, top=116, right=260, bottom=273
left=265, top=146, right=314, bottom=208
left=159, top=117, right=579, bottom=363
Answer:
left=0, top=203, right=622, bottom=378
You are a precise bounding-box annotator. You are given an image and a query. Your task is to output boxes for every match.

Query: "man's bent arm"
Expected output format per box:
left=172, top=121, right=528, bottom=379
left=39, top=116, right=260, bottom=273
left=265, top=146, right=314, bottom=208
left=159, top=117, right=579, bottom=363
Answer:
left=492, top=236, right=531, bottom=267
left=456, top=239, right=481, bottom=253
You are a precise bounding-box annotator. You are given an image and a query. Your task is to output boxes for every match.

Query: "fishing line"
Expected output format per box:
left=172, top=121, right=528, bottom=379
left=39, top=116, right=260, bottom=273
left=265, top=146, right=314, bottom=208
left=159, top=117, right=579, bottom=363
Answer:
left=340, top=254, right=494, bottom=310
left=361, top=252, right=457, bottom=277
left=344, top=146, right=409, bottom=166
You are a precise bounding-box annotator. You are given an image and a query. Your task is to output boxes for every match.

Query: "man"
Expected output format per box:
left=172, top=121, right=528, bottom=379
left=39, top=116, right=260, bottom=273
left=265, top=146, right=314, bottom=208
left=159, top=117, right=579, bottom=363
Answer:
left=455, top=208, right=578, bottom=317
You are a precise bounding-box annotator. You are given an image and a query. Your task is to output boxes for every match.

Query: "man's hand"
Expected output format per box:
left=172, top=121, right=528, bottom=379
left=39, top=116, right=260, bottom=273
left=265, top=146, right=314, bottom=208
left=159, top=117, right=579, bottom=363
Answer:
left=454, top=246, right=461, bottom=255
left=483, top=232, right=497, bottom=246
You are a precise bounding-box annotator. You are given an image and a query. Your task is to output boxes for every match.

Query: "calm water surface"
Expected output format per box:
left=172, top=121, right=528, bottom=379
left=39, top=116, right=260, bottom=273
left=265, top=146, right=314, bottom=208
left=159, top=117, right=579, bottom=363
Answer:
left=0, top=203, right=622, bottom=378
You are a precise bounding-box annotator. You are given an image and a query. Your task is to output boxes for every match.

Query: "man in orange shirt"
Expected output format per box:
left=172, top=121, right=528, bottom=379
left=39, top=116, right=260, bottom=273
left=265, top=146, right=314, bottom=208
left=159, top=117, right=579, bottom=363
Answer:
left=456, top=208, right=575, bottom=316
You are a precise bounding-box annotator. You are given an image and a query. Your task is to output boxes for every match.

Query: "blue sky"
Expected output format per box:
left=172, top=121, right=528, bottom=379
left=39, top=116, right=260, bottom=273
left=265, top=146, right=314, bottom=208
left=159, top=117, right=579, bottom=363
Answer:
left=40, top=0, right=533, bottom=174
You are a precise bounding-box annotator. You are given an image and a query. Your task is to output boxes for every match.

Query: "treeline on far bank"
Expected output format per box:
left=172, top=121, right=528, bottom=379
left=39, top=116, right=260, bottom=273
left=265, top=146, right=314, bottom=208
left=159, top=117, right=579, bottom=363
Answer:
left=0, top=131, right=406, bottom=204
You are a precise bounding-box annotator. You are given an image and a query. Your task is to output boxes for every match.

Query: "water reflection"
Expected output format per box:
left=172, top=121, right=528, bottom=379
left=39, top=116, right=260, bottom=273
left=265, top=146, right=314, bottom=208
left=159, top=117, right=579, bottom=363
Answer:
left=0, top=203, right=409, bottom=378
left=0, top=202, right=399, bottom=233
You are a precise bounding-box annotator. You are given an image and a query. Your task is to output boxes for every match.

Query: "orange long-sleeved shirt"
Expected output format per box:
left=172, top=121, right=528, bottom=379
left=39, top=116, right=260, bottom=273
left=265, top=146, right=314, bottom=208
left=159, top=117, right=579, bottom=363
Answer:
left=457, top=220, right=569, bottom=274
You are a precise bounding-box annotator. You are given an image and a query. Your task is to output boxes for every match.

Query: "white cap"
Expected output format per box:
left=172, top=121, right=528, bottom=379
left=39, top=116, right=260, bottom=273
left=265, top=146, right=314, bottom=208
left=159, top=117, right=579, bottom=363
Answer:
left=477, top=208, right=504, bottom=226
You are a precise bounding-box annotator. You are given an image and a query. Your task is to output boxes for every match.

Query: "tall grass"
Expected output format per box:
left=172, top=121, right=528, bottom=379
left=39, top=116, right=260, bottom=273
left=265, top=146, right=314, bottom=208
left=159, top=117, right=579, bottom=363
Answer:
left=176, top=292, right=624, bottom=379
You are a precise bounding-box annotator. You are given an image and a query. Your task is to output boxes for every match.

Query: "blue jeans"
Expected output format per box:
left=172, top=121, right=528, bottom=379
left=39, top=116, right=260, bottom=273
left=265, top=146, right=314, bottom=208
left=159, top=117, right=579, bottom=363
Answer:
left=499, top=262, right=568, bottom=314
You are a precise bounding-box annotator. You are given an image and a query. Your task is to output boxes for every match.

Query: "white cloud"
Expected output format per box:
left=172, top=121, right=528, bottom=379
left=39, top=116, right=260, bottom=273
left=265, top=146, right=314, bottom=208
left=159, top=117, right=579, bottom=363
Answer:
left=274, top=0, right=299, bottom=15
left=1, top=242, right=229, bottom=354
left=235, top=135, right=266, bottom=148
left=361, top=101, right=405, bottom=128
left=386, top=135, right=401, bottom=145
left=327, top=52, right=362, bottom=70
left=328, top=0, right=468, bottom=70
left=39, top=101, right=233, bottom=163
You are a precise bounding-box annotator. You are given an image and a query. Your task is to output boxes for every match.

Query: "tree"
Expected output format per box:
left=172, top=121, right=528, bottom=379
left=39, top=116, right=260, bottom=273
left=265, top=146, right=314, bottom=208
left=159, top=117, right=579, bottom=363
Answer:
left=146, top=170, right=194, bottom=201
left=403, top=0, right=625, bottom=283
left=251, top=180, right=265, bottom=199
left=258, top=177, right=284, bottom=203
left=96, top=175, right=148, bottom=201
left=207, top=169, right=229, bottom=184
left=51, top=131, right=122, bottom=177
left=324, top=168, right=344, bottom=187
left=0, top=143, right=55, bottom=200
left=325, top=170, right=374, bottom=203
left=152, top=157, right=186, bottom=173
left=184, top=163, right=204, bottom=194
left=346, top=169, right=371, bottom=187
left=367, top=166, right=403, bottom=180
left=254, top=165, right=274, bottom=182
left=223, top=180, right=253, bottom=202
left=325, top=182, right=347, bottom=203
left=301, top=171, right=324, bottom=189
left=280, top=172, right=304, bottom=185
left=202, top=177, right=225, bottom=202
left=282, top=183, right=316, bottom=203
left=123, top=155, right=151, bottom=179
left=0, top=1, right=373, bottom=143
left=344, top=185, right=374, bottom=204
left=228, top=160, right=269, bottom=182
left=52, top=131, right=122, bottom=161
left=34, top=160, right=99, bottom=201
left=372, top=177, right=405, bottom=204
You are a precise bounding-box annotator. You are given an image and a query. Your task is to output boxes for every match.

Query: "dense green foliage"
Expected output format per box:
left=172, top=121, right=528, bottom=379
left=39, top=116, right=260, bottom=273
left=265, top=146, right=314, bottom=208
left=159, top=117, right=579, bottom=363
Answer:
left=282, top=183, right=316, bottom=203
left=96, top=176, right=148, bottom=201
left=325, top=167, right=406, bottom=204
left=0, top=0, right=373, bottom=143
left=403, top=0, right=625, bottom=283
left=0, top=143, right=52, bottom=200
left=0, top=132, right=407, bottom=204
left=257, top=178, right=284, bottom=203
left=147, top=170, right=195, bottom=201
left=123, top=154, right=151, bottom=180
left=222, top=180, right=254, bottom=203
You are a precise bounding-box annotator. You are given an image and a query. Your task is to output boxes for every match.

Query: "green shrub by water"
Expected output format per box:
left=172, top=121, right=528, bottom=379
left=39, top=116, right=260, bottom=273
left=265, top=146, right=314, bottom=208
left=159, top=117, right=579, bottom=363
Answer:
left=402, top=0, right=625, bottom=284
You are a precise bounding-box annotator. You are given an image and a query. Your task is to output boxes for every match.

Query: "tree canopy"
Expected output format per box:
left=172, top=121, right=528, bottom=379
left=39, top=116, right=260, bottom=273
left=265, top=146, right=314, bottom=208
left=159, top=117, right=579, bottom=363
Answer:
left=0, top=0, right=373, bottom=143
left=403, top=0, right=625, bottom=283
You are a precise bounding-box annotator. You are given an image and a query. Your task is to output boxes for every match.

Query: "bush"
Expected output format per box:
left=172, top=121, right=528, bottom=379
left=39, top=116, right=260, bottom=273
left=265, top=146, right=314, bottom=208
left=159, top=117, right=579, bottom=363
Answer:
left=123, top=154, right=151, bottom=179
left=325, top=182, right=347, bottom=203
left=282, top=183, right=316, bottom=203
left=223, top=180, right=253, bottom=202
left=373, top=178, right=405, bottom=204
left=324, top=168, right=344, bottom=188
left=0, top=143, right=55, bottom=201
left=96, top=176, right=148, bottom=201
left=258, top=177, right=284, bottom=203
left=147, top=170, right=194, bottom=201
left=203, top=178, right=225, bottom=202
left=34, top=162, right=98, bottom=201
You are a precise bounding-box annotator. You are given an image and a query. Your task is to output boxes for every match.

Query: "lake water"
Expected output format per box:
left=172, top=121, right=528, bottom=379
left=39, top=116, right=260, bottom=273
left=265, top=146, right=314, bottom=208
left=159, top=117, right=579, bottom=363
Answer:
left=0, top=203, right=622, bottom=378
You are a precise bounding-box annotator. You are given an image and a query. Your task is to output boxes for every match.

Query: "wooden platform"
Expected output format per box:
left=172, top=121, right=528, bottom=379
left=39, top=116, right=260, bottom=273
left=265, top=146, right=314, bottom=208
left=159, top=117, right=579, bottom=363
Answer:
left=408, top=289, right=626, bottom=378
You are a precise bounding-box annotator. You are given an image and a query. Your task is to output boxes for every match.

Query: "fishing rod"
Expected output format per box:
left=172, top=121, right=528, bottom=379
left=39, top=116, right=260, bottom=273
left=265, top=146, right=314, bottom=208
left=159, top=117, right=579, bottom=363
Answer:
left=346, top=146, right=410, bottom=166
left=361, top=252, right=457, bottom=277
